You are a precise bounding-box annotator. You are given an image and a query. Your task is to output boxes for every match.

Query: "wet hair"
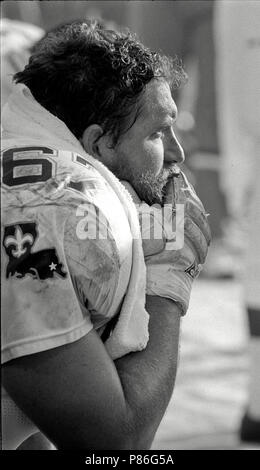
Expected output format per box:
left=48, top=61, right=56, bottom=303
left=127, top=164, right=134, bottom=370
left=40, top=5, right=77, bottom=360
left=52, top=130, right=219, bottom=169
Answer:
left=14, top=19, right=186, bottom=146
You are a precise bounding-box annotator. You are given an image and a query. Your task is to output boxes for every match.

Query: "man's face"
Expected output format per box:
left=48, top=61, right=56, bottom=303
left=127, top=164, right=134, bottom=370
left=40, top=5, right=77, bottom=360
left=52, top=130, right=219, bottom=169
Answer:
left=111, top=79, right=184, bottom=205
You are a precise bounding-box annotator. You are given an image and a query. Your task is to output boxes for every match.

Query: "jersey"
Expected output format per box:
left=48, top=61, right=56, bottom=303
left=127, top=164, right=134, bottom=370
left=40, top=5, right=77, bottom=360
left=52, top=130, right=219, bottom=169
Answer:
left=1, top=144, right=133, bottom=364
left=1, top=143, right=134, bottom=449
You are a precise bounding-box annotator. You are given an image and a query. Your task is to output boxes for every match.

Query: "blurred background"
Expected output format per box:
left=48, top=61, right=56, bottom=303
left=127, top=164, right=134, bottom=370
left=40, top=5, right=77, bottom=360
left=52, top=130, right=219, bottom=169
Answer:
left=1, top=0, right=260, bottom=450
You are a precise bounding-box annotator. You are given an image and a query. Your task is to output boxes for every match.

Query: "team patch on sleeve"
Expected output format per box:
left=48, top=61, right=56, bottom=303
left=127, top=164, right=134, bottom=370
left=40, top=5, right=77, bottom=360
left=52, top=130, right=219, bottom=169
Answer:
left=3, top=222, right=67, bottom=280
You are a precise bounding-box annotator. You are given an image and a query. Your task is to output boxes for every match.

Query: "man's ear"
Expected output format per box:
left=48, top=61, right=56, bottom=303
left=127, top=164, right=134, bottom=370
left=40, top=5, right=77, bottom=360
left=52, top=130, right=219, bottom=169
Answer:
left=81, top=125, right=103, bottom=158
left=81, top=125, right=115, bottom=164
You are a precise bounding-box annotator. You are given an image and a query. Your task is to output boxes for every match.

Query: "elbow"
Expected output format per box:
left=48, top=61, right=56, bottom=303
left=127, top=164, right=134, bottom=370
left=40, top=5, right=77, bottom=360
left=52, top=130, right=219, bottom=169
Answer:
left=55, top=430, right=153, bottom=451
left=53, top=404, right=155, bottom=450
left=115, top=414, right=156, bottom=450
left=53, top=411, right=136, bottom=450
left=106, top=432, right=154, bottom=451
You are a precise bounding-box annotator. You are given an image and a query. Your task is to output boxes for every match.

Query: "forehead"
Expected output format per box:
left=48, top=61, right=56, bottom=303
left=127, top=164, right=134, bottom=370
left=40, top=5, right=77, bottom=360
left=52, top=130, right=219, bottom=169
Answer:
left=140, top=79, right=177, bottom=122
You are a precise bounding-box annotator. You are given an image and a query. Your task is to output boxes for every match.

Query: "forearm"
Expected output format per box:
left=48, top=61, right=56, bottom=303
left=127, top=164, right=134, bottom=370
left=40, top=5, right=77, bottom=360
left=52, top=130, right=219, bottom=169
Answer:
left=114, top=295, right=181, bottom=449
left=2, top=297, right=181, bottom=451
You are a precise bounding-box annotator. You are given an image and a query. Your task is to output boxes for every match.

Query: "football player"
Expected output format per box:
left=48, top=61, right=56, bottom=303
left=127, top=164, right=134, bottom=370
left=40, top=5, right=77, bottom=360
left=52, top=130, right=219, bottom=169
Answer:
left=1, top=20, right=210, bottom=449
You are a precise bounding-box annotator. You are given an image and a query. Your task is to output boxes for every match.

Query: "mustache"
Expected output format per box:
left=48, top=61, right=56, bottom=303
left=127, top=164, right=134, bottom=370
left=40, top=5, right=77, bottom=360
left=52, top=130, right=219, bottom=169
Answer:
left=160, top=164, right=180, bottom=188
left=162, top=164, right=181, bottom=180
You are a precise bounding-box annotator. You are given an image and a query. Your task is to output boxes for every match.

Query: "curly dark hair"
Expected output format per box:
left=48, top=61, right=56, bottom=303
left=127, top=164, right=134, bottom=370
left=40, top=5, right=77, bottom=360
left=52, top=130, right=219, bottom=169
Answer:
left=14, top=19, right=186, bottom=146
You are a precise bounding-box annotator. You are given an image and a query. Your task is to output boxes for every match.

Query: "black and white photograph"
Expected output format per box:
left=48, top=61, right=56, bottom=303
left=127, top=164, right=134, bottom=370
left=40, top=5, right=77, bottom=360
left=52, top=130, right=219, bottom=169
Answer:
left=1, top=0, right=260, bottom=455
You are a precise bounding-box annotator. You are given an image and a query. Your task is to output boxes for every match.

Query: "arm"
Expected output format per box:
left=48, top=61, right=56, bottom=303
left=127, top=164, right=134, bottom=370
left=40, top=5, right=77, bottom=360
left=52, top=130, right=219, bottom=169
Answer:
left=115, top=295, right=181, bottom=449
left=2, top=296, right=181, bottom=450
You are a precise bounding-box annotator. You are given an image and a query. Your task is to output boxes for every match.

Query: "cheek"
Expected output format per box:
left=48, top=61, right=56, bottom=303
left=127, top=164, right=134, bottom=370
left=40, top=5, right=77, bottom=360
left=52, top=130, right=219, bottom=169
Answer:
left=118, top=139, right=164, bottom=176
left=141, top=140, right=164, bottom=175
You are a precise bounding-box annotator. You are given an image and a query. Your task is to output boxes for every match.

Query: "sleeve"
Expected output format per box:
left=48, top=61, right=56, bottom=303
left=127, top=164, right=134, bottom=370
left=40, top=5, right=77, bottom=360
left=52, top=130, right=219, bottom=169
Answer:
left=63, top=198, right=122, bottom=330
left=1, top=198, right=94, bottom=364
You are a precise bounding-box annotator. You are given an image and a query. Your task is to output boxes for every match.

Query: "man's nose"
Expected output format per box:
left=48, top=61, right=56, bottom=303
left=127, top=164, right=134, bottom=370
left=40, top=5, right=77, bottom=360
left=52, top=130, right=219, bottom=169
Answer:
left=164, top=130, right=185, bottom=164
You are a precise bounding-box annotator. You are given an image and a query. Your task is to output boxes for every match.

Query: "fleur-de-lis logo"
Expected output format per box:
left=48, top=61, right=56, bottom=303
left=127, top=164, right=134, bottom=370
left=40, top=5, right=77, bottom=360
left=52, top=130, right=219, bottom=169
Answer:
left=4, top=225, right=34, bottom=258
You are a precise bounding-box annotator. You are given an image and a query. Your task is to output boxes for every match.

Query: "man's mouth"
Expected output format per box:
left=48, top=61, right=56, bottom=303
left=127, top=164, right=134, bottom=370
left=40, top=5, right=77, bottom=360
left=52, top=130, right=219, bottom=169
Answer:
left=167, top=164, right=181, bottom=178
left=161, top=164, right=180, bottom=185
left=161, top=165, right=181, bottom=200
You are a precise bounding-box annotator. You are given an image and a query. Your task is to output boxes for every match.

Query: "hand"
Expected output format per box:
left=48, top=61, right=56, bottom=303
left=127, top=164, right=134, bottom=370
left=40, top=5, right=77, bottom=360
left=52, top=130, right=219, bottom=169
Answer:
left=161, top=169, right=211, bottom=265
left=125, top=171, right=211, bottom=315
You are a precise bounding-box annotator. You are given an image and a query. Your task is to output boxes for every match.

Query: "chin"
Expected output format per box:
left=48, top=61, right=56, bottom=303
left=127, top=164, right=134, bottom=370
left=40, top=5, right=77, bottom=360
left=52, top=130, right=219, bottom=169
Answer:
left=113, top=163, right=166, bottom=205
left=132, top=180, right=164, bottom=206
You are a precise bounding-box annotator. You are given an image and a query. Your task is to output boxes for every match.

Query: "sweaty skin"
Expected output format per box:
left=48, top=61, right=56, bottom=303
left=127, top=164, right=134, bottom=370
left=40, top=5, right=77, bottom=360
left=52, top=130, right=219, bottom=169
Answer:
left=83, top=79, right=185, bottom=206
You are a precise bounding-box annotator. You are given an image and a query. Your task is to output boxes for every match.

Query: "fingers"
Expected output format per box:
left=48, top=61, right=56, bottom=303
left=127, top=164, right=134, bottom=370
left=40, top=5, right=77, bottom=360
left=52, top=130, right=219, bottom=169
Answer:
left=185, top=200, right=211, bottom=247
left=173, top=172, right=211, bottom=258
left=150, top=171, right=211, bottom=265
left=177, top=172, right=206, bottom=210
left=164, top=172, right=203, bottom=208
left=184, top=217, right=210, bottom=264
left=163, top=178, right=176, bottom=206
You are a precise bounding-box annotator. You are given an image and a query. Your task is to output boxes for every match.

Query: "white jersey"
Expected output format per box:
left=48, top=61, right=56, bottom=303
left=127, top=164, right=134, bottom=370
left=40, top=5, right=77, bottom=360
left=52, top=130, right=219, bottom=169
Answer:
left=1, top=145, right=133, bottom=363
left=1, top=144, right=133, bottom=450
left=1, top=105, right=134, bottom=450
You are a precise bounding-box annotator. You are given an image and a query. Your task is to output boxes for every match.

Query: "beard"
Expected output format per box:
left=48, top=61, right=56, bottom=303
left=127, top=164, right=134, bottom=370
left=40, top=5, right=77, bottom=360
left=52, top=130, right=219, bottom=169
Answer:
left=128, top=169, right=169, bottom=205
left=111, top=159, right=178, bottom=205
